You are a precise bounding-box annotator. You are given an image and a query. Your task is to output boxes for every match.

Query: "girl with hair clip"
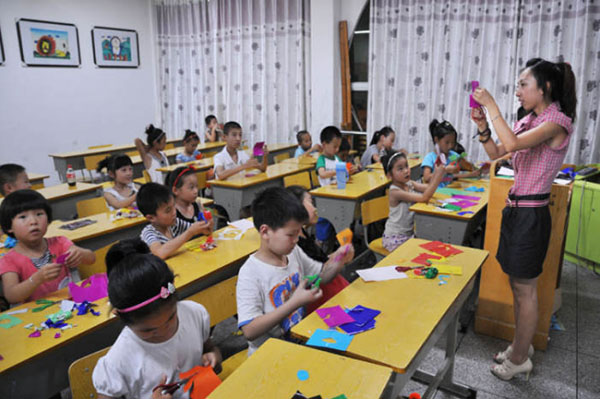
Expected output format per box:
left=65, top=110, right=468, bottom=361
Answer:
left=93, top=238, right=221, bottom=399
left=422, top=119, right=482, bottom=187
left=360, top=126, right=397, bottom=168
left=134, top=125, right=169, bottom=183
left=167, top=166, right=213, bottom=226
left=97, top=154, right=140, bottom=211
left=381, top=152, right=445, bottom=252
left=471, top=58, right=577, bottom=380
left=176, top=130, right=201, bottom=164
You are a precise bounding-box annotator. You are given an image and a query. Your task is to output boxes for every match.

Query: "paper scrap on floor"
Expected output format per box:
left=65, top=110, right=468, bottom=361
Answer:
left=356, top=265, right=408, bottom=282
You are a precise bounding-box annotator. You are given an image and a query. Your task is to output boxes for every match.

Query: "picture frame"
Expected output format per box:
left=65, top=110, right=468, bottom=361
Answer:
left=0, top=27, right=5, bottom=65
left=16, top=18, right=80, bottom=67
left=91, top=26, right=139, bottom=68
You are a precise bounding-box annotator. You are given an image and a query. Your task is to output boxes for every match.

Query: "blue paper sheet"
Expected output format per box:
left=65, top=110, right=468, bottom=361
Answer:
left=339, top=319, right=376, bottom=335
left=344, top=305, right=380, bottom=326
left=305, top=329, right=353, bottom=351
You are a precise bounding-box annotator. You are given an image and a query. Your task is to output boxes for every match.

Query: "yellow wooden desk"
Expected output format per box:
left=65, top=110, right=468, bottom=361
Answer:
left=281, top=154, right=318, bottom=166
left=291, top=238, right=489, bottom=399
left=48, top=138, right=183, bottom=183
left=28, top=173, right=49, bottom=189
left=208, top=339, right=391, bottom=399
left=0, top=183, right=103, bottom=221
left=156, top=158, right=215, bottom=182
left=409, top=179, right=490, bottom=245
left=0, top=224, right=260, bottom=398
left=309, top=168, right=390, bottom=233
left=208, top=163, right=313, bottom=220
left=264, top=143, right=298, bottom=164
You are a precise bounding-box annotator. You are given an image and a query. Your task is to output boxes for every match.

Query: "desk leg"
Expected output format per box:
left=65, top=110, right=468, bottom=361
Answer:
left=314, top=196, right=356, bottom=234
left=51, top=188, right=103, bottom=220
left=53, top=158, right=68, bottom=184
left=411, top=164, right=421, bottom=181
left=211, top=186, right=245, bottom=221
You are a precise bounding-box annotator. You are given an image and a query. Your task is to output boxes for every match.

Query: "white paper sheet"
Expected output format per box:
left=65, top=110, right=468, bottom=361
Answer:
left=356, top=266, right=408, bottom=282
left=228, top=219, right=255, bottom=233
left=497, top=167, right=515, bottom=177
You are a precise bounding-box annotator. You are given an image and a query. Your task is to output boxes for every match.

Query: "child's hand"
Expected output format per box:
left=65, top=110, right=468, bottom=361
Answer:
left=151, top=375, right=173, bottom=399
left=433, top=163, right=446, bottom=176
left=202, top=350, right=222, bottom=368
left=445, top=163, right=459, bottom=174
left=262, top=145, right=269, bottom=157
left=189, top=220, right=212, bottom=236
left=35, top=263, right=63, bottom=284
left=331, top=244, right=355, bottom=264
left=349, top=165, right=359, bottom=175
left=244, top=158, right=260, bottom=169
left=64, top=247, right=85, bottom=268
left=290, top=278, right=322, bottom=307
left=312, top=143, right=322, bottom=153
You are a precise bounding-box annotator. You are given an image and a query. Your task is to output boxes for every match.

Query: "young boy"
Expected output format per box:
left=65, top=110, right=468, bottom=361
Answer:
left=0, top=164, right=32, bottom=196
left=236, top=187, right=354, bottom=355
left=213, top=121, right=268, bottom=180
left=294, top=130, right=321, bottom=158
left=137, top=183, right=213, bottom=259
left=315, top=126, right=358, bottom=186
left=205, top=114, right=224, bottom=142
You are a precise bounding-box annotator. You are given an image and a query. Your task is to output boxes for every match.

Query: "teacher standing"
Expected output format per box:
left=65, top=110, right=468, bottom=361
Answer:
left=471, top=58, right=577, bottom=381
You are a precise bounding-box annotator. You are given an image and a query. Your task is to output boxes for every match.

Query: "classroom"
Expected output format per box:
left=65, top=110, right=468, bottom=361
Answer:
left=0, top=1, right=599, bottom=398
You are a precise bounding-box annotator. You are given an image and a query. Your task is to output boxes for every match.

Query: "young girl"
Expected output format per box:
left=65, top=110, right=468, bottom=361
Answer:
left=360, top=126, right=396, bottom=168
left=471, top=58, right=576, bottom=380
left=381, top=152, right=445, bottom=252
left=176, top=130, right=201, bottom=164
left=93, top=238, right=221, bottom=399
left=166, top=166, right=207, bottom=224
left=0, top=190, right=95, bottom=303
left=135, top=124, right=169, bottom=184
left=97, top=154, right=139, bottom=211
left=422, top=120, right=481, bottom=187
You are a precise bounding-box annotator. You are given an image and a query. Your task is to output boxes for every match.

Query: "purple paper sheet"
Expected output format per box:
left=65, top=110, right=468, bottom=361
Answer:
left=344, top=305, right=380, bottom=326
left=452, top=194, right=480, bottom=201
left=316, top=305, right=355, bottom=328
left=453, top=200, right=478, bottom=209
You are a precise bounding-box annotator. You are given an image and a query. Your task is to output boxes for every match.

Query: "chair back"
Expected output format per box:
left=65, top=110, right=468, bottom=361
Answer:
left=283, top=172, right=311, bottom=189
left=78, top=242, right=114, bottom=280
left=274, top=153, right=290, bottom=163
left=76, top=197, right=109, bottom=218
left=68, top=347, right=111, bottom=399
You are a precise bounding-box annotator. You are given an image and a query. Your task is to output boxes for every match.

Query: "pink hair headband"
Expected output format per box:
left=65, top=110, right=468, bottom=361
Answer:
left=117, top=282, right=176, bottom=313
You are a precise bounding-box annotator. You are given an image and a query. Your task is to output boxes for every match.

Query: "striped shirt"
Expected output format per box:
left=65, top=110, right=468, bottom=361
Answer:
left=510, top=102, right=573, bottom=200
left=140, top=218, right=192, bottom=246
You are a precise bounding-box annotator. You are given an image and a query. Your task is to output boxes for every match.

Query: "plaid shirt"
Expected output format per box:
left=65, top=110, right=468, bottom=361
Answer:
left=510, top=102, right=573, bottom=199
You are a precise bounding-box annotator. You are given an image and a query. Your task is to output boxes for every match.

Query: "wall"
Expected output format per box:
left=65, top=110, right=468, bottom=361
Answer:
left=309, top=0, right=367, bottom=138
left=0, top=0, right=157, bottom=185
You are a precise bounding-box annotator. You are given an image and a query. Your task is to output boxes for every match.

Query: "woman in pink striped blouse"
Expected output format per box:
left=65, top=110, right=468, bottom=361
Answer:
left=471, top=58, right=577, bottom=381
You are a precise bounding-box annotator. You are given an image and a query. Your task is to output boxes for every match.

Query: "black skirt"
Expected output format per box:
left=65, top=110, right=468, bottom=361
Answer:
left=496, top=196, right=552, bottom=279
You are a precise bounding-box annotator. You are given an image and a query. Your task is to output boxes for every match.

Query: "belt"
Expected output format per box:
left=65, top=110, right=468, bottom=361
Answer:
left=505, top=193, right=550, bottom=208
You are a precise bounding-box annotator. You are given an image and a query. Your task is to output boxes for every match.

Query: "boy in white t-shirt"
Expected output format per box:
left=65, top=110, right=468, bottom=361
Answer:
left=213, top=121, right=268, bottom=180
left=236, top=187, right=354, bottom=355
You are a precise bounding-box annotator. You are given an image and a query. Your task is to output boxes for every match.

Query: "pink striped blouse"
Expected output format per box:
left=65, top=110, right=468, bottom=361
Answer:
left=510, top=102, right=573, bottom=197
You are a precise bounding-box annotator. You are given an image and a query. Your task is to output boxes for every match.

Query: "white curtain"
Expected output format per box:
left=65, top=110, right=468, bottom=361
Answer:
left=368, top=0, right=600, bottom=164
left=155, top=0, right=311, bottom=145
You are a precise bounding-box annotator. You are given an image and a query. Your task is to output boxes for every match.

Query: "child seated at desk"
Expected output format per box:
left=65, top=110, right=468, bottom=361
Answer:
left=93, top=238, right=221, bottom=399
left=97, top=154, right=139, bottom=211
left=0, top=190, right=95, bottom=303
left=316, top=126, right=357, bottom=186
left=134, top=124, right=169, bottom=184
left=213, top=121, right=267, bottom=180
left=236, top=187, right=354, bottom=355
left=0, top=163, right=32, bottom=196
left=381, top=152, right=445, bottom=252
left=422, top=119, right=481, bottom=187
left=360, top=126, right=396, bottom=168
left=166, top=166, right=207, bottom=224
left=294, top=130, right=321, bottom=157
left=205, top=114, right=224, bottom=143
left=138, top=183, right=212, bottom=259
left=176, top=129, right=201, bottom=163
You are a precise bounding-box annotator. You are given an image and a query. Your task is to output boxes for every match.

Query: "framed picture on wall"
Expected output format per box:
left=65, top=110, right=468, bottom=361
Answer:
left=91, top=26, right=139, bottom=68
left=0, top=27, right=5, bottom=65
left=16, top=18, right=80, bottom=67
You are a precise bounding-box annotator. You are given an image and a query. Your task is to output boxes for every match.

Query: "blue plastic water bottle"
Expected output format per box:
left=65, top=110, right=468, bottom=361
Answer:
left=336, top=162, right=349, bottom=189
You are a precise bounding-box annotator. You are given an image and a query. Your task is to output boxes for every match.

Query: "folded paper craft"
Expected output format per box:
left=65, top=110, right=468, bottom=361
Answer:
left=68, top=273, right=108, bottom=303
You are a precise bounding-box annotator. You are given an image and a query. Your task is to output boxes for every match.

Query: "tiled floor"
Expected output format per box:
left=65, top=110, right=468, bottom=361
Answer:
left=213, top=261, right=600, bottom=399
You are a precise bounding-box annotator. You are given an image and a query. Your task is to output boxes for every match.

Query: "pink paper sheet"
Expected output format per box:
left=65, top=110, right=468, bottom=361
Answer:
left=315, top=305, right=355, bottom=328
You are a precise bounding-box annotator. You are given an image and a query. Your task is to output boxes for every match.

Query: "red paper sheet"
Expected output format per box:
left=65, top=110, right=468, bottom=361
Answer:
left=411, top=253, right=442, bottom=266
left=419, top=241, right=463, bottom=257
left=180, top=365, right=222, bottom=399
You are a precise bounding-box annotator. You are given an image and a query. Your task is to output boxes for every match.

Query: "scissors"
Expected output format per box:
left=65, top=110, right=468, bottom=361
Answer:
left=32, top=299, right=60, bottom=312
left=152, top=377, right=190, bottom=395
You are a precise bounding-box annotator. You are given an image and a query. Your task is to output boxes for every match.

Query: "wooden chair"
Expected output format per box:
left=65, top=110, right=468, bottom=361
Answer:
left=76, top=197, right=109, bottom=218
left=196, top=171, right=208, bottom=191
left=79, top=242, right=114, bottom=280
left=310, top=170, right=320, bottom=187
left=187, top=276, right=248, bottom=380
left=360, top=195, right=390, bottom=262
left=283, top=172, right=311, bottom=189
left=274, top=153, right=290, bottom=163
left=68, top=347, right=110, bottom=399
left=164, top=143, right=175, bottom=150
left=142, top=170, right=152, bottom=183
left=88, top=144, right=113, bottom=150
left=84, top=154, right=109, bottom=183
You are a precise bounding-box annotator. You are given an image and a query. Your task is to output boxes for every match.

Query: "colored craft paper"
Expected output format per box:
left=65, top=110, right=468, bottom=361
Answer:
left=180, top=365, right=222, bottom=399
left=345, top=305, right=381, bottom=326
left=28, top=330, right=41, bottom=338
left=452, top=194, right=480, bottom=201
left=464, top=186, right=485, bottom=192
left=411, top=253, right=442, bottom=266
left=0, top=314, right=23, bottom=329
left=356, top=266, right=408, bottom=282
left=436, top=188, right=472, bottom=196
left=54, top=332, right=61, bottom=338
left=305, top=329, right=353, bottom=351
left=253, top=142, right=265, bottom=156
left=5, top=308, right=28, bottom=315
left=297, top=370, right=309, bottom=381
left=457, top=211, right=474, bottom=216
left=61, top=300, right=76, bottom=312
left=69, top=273, right=108, bottom=303
left=453, top=200, right=478, bottom=209
left=470, top=81, right=480, bottom=107
left=336, top=228, right=353, bottom=246
left=419, top=241, right=463, bottom=257
left=228, top=219, right=255, bottom=234
left=442, top=203, right=462, bottom=211
left=430, top=264, right=463, bottom=275
left=55, top=253, right=68, bottom=264
left=339, top=318, right=376, bottom=335
left=316, top=306, right=355, bottom=328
